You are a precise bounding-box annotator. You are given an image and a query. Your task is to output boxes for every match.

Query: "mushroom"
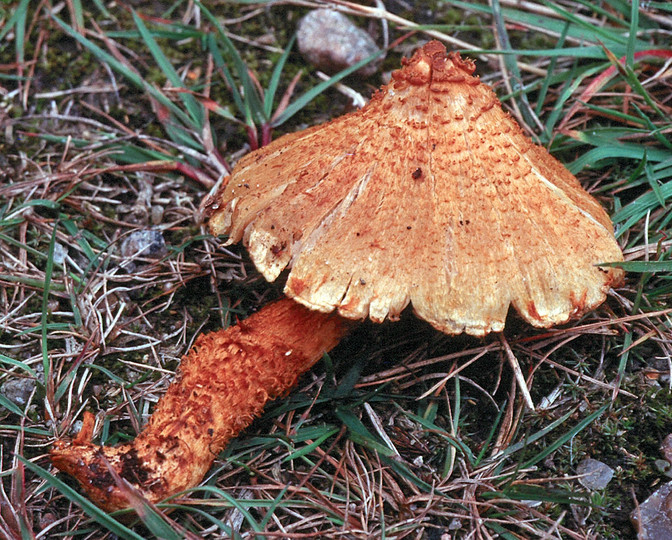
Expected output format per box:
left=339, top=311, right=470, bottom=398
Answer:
left=50, top=41, right=624, bottom=512
left=208, top=40, right=624, bottom=335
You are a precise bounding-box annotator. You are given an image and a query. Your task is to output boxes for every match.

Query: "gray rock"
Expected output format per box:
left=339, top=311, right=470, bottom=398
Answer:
left=1, top=364, right=43, bottom=408
left=576, top=458, right=614, bottom=490
left=297, top=9, right=382, bottom=77
left=120, top=230, right=167, bottom=260
left=53, top=242, right=67, bottom=264
left=1, top=376, right=36, bottom=408
left=631, top=481, right=672, bottom=539
left=661, top=433, right=672, bottom=463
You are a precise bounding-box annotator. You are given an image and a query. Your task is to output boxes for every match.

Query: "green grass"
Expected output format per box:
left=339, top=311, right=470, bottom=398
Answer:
left=1, top=0, right=671, bottom=538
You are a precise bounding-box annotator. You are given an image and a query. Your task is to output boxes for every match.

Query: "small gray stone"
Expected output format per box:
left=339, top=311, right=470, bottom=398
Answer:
left=631, top=481, right=672, bottom=539
left=120, top=230, right=167, bottom=260
left=661, top=433, right=672, bottom=464
left=297, top=9, right=382, bottom=77
left=576, top=458, right=614, bottom=490
left=53, top=242, right=67, bottom=264
left=1, top=364, right=43, bottom=409
left=448, top=517, right=462, bottom=531
left=1, top=376, right=36, bottom=407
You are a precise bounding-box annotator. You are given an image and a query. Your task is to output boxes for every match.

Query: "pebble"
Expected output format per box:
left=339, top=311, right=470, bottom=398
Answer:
left=1, top=364, right=43, bottom=409
left=576, top=458, right=614, bottom=490
left=120, top=230, right=168, bottom=260
left=297, top=9, right=382, bottom=77
left=1, top=377, right=36, bottom=408
left=53, top=242, right=67, bottom=265
left=662, top=433, right=672, bottom=463
left=631, top=481, right=672, bottom=539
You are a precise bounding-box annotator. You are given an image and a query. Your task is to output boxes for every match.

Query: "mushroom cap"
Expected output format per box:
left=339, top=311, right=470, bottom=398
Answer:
left=206, top=41, right=624, bottom=336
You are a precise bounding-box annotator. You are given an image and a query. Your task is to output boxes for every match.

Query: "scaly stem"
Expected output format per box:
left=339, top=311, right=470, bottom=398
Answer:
left=51, top=298, right=349, bottom=511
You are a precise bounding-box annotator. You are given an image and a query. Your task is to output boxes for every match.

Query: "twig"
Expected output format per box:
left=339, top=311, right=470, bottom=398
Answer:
left=499, top=334, right=535, bottom=410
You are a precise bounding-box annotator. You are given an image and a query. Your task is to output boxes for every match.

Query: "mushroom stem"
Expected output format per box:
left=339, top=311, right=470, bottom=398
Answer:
left=50, top=298, right=349, bottom=512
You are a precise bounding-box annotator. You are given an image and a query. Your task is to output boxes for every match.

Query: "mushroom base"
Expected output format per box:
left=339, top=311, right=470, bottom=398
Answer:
left=50, top=298, right=349, bottom=512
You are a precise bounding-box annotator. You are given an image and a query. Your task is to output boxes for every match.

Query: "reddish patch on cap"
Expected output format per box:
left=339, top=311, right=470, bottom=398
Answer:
left=288, top=277, right=307, bottom=297
left=527, top=301, right=542, bottom=322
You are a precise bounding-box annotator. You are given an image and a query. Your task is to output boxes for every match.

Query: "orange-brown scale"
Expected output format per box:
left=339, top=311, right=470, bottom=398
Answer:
left=51, top=298, right=349, bottom=512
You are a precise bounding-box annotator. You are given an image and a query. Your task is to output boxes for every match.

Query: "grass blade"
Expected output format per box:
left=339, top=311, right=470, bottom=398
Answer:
left=132, top=11, right=203, bottom=127
left=264, top=34, right=297, bottom=118
left=272, top=47, right=385, bottom=127
left=18, top=457, right=146, bottom=539
left=521, top=403, right=609, bottom=470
